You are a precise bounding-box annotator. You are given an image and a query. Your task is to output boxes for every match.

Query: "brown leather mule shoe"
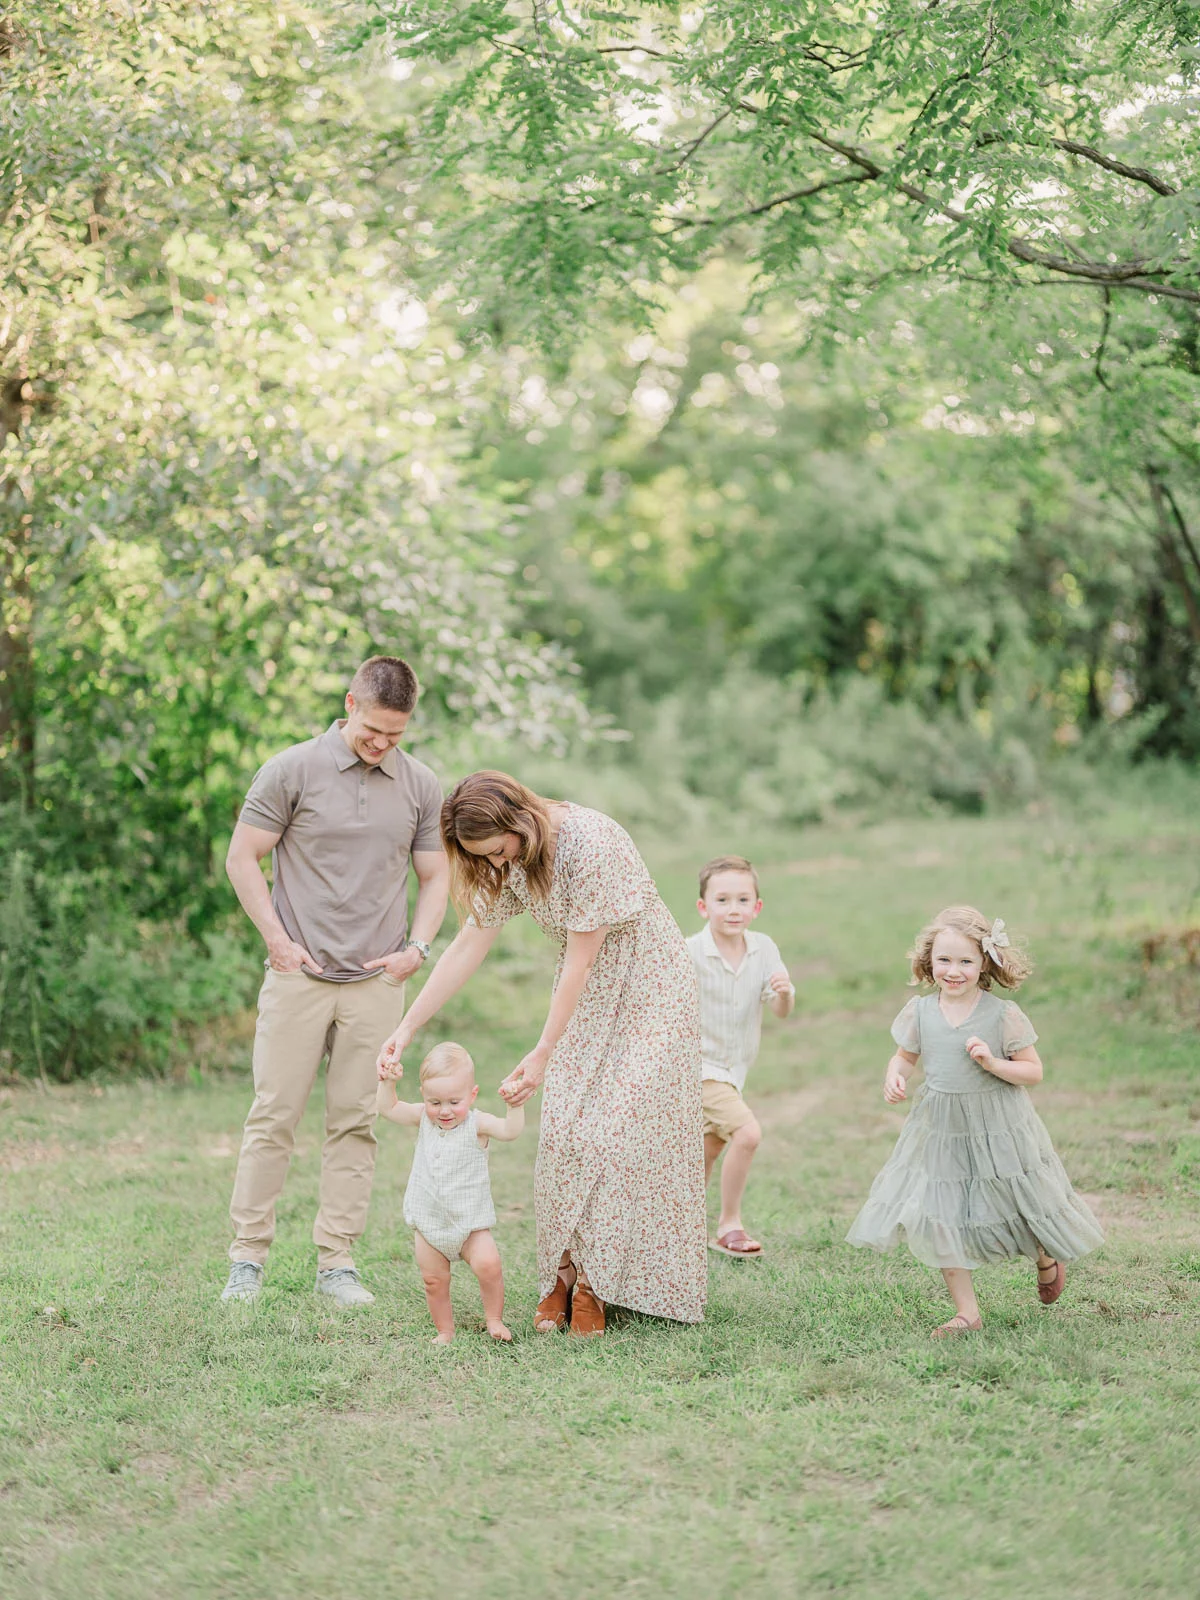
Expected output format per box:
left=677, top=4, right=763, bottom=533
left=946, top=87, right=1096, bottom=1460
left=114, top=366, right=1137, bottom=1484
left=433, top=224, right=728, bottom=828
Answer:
left=569, top=1281, right=605, bottom=1337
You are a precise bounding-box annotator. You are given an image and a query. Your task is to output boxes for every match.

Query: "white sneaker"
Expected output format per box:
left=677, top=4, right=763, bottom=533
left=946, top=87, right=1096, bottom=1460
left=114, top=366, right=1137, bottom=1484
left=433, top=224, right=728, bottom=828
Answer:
left=221, top=1261, right=264, bottom=1302
left=315, top=1267, right=375, bottom=1308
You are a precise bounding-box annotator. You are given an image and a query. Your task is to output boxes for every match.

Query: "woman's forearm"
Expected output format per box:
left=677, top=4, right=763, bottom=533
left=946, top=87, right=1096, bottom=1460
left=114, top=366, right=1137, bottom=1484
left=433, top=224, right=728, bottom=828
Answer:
left=399, top=923, right=497, bottom=1036
left=534, top=930, right=608, bottom=1058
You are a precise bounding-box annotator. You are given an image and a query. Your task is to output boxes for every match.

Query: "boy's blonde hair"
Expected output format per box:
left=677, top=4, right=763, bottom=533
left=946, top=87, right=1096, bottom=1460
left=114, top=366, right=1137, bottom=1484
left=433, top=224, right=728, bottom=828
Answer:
left=909, top=906, right=1033, bottom=991
left=699, top=854, right=760, bottom=898
left=419, top=1042, right=475, bottom=1085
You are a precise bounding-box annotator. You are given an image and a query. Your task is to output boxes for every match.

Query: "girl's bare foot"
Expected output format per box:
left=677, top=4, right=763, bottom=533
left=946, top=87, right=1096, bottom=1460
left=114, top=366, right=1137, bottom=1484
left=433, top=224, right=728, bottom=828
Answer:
left=432, top=1330, right=454, bottom=1346
left=487, top=1320, right=513, bottom=1342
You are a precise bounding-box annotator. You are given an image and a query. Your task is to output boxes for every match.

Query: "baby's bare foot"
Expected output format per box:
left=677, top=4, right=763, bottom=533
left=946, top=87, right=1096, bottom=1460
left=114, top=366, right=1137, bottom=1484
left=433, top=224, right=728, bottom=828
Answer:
left=432, top=1330, right=454, bottom=1346
left=487, top=1320, right=513, bottom=1342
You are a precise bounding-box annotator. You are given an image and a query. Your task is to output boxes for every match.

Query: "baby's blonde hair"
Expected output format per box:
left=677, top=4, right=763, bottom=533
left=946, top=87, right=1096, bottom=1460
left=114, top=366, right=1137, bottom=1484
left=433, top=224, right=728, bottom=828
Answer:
left=909, top=905, right=1033, bottom=991
left=419, top=1041, right=475, bottom=1085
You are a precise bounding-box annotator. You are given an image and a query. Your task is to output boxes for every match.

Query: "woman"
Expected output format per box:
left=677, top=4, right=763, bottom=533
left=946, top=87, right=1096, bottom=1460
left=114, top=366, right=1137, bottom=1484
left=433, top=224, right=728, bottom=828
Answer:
left=376, top=771, right=707, bottom=1336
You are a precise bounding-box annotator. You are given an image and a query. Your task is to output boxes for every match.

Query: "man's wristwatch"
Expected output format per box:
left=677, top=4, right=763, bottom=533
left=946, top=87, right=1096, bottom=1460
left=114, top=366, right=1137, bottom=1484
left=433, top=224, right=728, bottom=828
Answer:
left=404, top=938, right=431, bottom=962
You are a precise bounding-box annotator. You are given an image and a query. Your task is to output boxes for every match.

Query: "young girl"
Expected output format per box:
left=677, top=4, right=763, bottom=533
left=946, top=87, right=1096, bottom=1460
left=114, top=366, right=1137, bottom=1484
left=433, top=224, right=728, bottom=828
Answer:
left=376, top=1042, right=524, bottom=1344
left=847, top=906, right=1104, bottom=1337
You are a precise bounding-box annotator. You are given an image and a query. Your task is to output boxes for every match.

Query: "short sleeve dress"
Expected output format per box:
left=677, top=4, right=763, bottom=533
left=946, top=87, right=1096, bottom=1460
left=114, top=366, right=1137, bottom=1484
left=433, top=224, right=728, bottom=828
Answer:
left=472, top=805, right=707, bottom=1323
left=846, top=991, right=1104, bottom=1270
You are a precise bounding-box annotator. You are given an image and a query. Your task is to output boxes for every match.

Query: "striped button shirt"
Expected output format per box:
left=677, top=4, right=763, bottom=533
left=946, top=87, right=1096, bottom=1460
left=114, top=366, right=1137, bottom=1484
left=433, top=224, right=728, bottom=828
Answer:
left=686, top=926, right=791, bottom=1092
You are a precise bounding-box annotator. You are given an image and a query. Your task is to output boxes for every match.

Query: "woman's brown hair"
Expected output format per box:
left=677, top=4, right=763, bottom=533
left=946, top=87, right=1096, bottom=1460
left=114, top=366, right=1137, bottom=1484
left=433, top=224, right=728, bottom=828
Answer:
left=441, top=770, right=555, bottom=918
left=909, top=905, right=1033, bottom=991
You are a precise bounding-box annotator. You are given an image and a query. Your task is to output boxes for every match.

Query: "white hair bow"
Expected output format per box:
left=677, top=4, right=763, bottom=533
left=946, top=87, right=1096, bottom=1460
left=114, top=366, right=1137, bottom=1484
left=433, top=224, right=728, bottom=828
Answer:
left=981, top=918, right=1010, bottom=965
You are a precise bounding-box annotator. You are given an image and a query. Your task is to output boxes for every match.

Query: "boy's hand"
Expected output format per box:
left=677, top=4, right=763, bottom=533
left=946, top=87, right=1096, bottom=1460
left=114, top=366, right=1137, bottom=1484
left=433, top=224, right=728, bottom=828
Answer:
left=884, top=1062, right=908, bottom=1103
left=768, top=970, right=794, bottom=996
left=965, top=1035, right=994, bottom=1071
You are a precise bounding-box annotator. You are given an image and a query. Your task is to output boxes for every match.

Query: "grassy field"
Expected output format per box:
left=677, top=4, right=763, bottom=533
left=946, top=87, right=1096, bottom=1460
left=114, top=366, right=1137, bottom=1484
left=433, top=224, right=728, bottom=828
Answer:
left=2, top=787, right=1199, bottom=1599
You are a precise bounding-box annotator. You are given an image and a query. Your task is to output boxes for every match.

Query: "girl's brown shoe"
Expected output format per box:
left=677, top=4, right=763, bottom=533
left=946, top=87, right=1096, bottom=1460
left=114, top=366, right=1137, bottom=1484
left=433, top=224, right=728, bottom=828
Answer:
left=1037, top=1259, right=1066, bottom=1305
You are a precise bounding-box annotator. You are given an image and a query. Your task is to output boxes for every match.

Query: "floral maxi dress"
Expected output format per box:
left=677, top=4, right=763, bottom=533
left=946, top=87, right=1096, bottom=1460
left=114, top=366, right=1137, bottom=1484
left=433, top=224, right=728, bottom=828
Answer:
left=474, top=805, right=707, bottom=1323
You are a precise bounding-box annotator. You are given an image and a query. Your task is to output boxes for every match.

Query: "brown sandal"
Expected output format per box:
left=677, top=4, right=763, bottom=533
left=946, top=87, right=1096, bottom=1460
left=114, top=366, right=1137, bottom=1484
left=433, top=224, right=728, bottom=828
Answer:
left=1037, top=1259, right=1066, bottom=1305
left=710, top=1229, right=763, bottom=1258
left=533, top=1272, right=572, bottom=1333
left=931, top=1313, right=983, bottom=1339
left=569, top=1281, right=605, bottom=1338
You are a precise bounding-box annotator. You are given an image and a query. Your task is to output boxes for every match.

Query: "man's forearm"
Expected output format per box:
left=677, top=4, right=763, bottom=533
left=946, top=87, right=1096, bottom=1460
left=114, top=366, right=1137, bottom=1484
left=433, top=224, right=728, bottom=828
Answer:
left=227, top=853, right=286, bottom=948
left=409, top=870, right=449, bottom=947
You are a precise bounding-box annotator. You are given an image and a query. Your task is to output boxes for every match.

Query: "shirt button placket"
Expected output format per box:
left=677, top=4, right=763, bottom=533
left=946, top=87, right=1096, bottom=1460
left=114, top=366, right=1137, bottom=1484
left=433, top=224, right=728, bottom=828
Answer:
left=359, top=772, right=367, bottom=816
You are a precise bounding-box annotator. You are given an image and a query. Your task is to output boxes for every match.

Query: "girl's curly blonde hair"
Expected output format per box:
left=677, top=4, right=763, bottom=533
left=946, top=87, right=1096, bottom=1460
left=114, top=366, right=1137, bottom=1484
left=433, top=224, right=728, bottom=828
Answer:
left=909, top=905, right=1033, bottom=991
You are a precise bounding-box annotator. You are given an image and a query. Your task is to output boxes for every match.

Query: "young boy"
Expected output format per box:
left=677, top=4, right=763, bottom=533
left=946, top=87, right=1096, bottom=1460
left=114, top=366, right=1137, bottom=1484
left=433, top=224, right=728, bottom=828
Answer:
left=376, top=1042, right=524, bottom=1342
left=687, top=855, right=794, bottom=1258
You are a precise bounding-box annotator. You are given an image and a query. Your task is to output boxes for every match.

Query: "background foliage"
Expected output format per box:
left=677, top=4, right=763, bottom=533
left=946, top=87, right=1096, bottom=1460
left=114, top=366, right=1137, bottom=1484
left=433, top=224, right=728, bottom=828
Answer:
left=2, top=0, right=1198, bottom=1077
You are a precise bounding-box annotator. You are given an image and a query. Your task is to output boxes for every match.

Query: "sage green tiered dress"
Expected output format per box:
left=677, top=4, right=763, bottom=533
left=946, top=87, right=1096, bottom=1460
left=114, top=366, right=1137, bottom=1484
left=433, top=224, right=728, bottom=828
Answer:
left=846, top=991, right=1104, bottom=1270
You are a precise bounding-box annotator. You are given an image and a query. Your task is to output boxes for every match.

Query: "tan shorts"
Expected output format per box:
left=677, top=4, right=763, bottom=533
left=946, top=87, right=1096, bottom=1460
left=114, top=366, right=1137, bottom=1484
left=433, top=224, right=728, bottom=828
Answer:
left=702, top=1079, right=756, bottom=1143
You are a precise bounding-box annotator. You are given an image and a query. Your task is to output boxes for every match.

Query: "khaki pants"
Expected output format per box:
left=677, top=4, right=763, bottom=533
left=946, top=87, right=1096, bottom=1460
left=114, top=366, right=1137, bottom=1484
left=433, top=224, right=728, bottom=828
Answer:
left=229, top=970, right=406, bottom=1271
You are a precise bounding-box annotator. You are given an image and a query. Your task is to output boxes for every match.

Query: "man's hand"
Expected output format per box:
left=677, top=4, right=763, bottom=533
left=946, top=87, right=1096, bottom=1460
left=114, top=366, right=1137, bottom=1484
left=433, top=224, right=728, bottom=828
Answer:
left=267, top=936, right=323, bottom=974
left=363, top=946, right=424, bottom=983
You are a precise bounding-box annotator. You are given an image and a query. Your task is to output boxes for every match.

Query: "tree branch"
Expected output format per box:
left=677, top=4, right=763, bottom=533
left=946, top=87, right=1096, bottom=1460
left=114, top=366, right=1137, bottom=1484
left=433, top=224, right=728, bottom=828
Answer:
left=807, top=132, right=1200, bottom=303
left=1052, top=138, right=1177, bottom=198
left=653, top=107, right=733, bottom=177
left=670, top=170, right=875, bottom=229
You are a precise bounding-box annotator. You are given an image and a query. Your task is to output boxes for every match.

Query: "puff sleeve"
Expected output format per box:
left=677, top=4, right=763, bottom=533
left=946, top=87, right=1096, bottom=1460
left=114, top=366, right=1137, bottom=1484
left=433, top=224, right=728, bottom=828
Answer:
left=1001, top=1001, right=1039, bottom=1056
left=559, top=813, right=652, bottom=933
left=467, top=883, right=525, bottom=929
left=891, top=996, right=922, bottom=1055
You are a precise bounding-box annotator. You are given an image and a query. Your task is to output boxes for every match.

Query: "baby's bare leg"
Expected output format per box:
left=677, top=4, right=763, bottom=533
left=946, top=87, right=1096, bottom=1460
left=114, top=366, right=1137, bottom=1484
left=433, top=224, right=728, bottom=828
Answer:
left=413, top=1231, right=454, bottom=1344
left=460, top=1229, right=510, bottom=1341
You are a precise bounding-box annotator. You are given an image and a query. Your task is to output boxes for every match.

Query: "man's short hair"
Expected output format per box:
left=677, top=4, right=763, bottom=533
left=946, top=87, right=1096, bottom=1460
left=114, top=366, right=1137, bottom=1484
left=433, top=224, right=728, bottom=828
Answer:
left=699, top=855, right=759, bottom=898
left=349, top=655, right=419, bottom=712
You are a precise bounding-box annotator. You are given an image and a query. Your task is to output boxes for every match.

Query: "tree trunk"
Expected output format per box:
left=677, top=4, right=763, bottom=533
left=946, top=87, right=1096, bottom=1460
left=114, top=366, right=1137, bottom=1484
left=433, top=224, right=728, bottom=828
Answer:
left=1147, top=468, right=1200, bottom=647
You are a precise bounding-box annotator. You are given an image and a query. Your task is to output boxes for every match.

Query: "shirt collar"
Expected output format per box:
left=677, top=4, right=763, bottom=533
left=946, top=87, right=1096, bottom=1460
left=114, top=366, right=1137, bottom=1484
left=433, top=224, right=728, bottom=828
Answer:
left=697, top=923, right=753, bottom=973
left=325, top=719, right=399, bottom=779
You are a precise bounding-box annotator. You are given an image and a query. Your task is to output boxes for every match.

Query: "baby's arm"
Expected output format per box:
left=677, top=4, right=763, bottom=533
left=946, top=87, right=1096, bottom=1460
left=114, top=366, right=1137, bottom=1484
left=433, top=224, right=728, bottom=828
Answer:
left=473, top=1102, right=526, bottom=1143
left=767, top=966, right=795, bottom=1019
left=966, top=1037, right=1044, bottom=1087
left=884, top=1048, right=919, bottom=1104
left=375, top=1080, right=425, bottom=1127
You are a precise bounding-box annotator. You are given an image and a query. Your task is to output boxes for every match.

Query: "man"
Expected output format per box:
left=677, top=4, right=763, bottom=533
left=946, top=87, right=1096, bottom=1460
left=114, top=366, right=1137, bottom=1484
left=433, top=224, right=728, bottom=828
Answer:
left=220, top=655, right=449, bottom=1307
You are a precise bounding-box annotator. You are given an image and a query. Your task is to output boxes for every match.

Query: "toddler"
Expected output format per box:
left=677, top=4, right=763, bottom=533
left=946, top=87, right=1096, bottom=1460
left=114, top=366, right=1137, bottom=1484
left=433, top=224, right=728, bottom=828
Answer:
left=377, top=1041, right=524, bottom=1343
left=847, top=906, right=1104, bottom=1336
left=687, top=855, right=794, bottom=1258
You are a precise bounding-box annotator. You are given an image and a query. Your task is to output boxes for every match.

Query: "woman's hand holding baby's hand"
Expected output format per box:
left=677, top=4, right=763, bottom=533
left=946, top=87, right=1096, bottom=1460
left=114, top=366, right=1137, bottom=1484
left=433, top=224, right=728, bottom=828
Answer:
left=500, top=1046, right=549, bottom=1107
left=883, top=1063, right=908, bottom=1104
left=376, top=1025, right=410, bottom=1081
left=965, top=1035, right=994, bottom=1071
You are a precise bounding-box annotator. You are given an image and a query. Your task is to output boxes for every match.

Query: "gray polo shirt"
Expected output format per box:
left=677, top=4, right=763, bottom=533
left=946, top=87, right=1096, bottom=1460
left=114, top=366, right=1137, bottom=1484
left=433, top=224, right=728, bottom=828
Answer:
left=240, top=720, right=444, bottom=982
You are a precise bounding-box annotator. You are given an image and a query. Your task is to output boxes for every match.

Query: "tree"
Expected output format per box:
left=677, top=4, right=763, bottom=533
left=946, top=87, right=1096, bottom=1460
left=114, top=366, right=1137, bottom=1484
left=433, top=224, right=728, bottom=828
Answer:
left=356, top=0, right=1200, bottom=748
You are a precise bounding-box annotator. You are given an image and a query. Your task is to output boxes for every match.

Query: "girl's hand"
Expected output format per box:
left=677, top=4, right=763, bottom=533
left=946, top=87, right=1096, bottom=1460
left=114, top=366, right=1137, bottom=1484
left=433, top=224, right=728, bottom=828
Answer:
left=377, top=1025, right=412, bottom=1080
left=965, top=1035, right=994, bottom=1071
left=500, top=1047, right=549, bottom=1107
left=884, top=1063, right=908, bottom=1104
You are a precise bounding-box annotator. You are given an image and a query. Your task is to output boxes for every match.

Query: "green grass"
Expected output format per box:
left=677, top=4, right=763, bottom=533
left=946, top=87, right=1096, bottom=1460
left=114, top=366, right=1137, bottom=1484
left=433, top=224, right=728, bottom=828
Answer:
left=2, top=791, right=1199, bottom=1599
